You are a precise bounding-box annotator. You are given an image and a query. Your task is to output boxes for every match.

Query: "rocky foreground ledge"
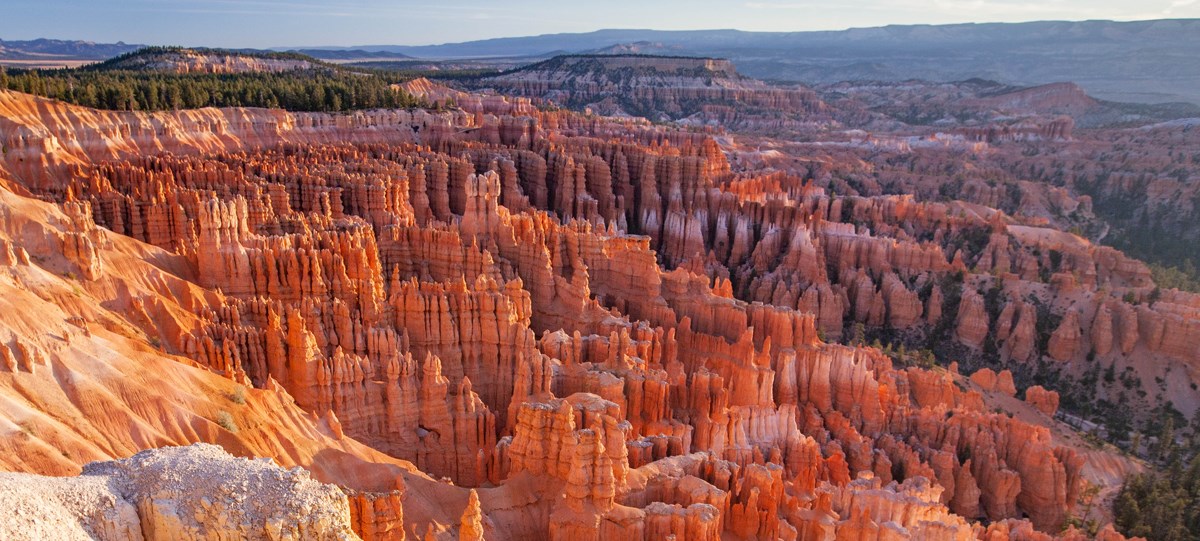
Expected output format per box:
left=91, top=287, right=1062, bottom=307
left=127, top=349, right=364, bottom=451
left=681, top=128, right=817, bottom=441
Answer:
left=0, top=444, right=359, bottom=541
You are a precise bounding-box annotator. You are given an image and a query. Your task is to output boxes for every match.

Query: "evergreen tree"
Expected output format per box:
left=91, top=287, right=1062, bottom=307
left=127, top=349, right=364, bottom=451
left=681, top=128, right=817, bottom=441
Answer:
left=1158, top=417, right=1176, bottom=462
left=1, top=67, right=424, bottom=113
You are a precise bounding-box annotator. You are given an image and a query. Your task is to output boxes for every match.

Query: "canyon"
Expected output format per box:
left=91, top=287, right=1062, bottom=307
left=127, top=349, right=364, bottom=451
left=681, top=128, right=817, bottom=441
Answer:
left=0, top=47, right=1196, bottom=540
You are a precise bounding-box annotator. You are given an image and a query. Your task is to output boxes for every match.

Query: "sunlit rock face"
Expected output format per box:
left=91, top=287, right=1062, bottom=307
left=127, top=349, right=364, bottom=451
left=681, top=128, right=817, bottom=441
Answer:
left=0, top=85, right=1175, bottom=540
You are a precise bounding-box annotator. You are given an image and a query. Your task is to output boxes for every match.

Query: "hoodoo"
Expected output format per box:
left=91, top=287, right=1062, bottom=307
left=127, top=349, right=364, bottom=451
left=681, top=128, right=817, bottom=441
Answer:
left=0, top=11, right=1197, bottom=541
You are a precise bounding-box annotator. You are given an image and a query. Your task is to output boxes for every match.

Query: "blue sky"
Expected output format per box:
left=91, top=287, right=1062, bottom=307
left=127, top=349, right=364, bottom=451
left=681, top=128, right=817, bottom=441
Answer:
left=4, top=0, right=1199, bottom=48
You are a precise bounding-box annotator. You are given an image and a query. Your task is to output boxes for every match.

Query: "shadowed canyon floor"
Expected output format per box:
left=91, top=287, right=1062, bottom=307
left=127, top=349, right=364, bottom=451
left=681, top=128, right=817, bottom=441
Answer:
left=0, top=79, right=1193, bottom=540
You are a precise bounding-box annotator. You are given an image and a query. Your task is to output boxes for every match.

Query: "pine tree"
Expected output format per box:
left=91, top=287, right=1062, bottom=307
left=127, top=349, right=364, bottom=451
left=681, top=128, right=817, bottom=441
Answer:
left=1, top=67, right=423, bottom=113
left=1158, top=417, right=1176, bottom=463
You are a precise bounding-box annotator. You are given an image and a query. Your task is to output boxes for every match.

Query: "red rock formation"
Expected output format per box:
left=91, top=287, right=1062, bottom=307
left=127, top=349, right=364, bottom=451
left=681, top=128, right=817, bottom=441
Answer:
left=349, top=490, right=407, bottom=541
left=0, top=88, right=1159, bottom=541
left=1025, top=386, right=1061, bottom=417
left=956, top=289, right=989, bottom=348
left=1048, top=310, right=1083, bottom=362
left=971, top=368, right=1018, bottom=397
left=460, top=489, right=485, bottom=541
left=1090, top=303, right=1114, bottom=357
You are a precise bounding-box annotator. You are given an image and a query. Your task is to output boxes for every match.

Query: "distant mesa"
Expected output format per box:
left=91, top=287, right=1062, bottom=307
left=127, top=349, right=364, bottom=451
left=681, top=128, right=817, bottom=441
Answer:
left=586, top=41, right=689, bottom=56
left=288, top=48, right=413, bottom=61
left=501, top=53, right=740, bottom=78
left=89, top=46, right=337, bottom=74
left=973, top=82, right=1098, bottom=117
left=469, top=53, right=826, bottom=123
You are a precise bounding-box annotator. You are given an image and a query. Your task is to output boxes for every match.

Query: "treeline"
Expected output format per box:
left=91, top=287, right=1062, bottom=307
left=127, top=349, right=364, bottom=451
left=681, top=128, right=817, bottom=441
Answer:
left=1109, top=225, right=1200, bottom=294
left=1148, top=260, right=1200, bottom=293
left=346, top=62, right=502, bottom=81
left=1114, top=458, right=1200, bottom=540
left=1113, top=408, right=1200, bottom=540
left=0, top=67, right=425, bottom=112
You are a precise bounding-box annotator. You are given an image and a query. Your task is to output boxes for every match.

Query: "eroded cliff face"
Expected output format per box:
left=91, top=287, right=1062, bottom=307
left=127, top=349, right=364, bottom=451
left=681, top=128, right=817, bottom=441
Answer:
left=0, top=89, right=1155, bottom=541
left=469, top=55, right=825, bottom=129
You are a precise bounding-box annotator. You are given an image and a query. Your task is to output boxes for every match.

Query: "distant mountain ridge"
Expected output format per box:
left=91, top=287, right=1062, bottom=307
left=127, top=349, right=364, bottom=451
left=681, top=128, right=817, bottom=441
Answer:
left=0, top=38, right=142, bottom=60
left=288, top=49, right=411, bottom=61
left=333, top=19, right=1200, bottom=105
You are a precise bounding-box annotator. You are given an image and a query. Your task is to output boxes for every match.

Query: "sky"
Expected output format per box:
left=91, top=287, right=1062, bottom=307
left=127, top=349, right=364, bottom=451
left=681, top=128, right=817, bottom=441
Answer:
left=3, top=0, right=1200, bottom=48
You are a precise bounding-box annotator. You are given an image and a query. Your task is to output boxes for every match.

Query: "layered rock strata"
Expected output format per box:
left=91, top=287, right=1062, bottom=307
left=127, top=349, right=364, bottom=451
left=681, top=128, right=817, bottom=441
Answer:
left=0, top=89, right=1163, bottom=540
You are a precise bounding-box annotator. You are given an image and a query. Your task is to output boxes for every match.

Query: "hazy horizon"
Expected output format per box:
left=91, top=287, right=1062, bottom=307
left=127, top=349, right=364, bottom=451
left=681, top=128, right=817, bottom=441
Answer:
left=4, top=0, right=1200, bottom=49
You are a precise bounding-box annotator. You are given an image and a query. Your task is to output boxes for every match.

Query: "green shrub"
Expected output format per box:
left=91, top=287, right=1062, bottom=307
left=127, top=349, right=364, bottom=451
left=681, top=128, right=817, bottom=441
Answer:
left=215, top=411, right=238, bottom=433
left=230, top=385, right=247, bottom=405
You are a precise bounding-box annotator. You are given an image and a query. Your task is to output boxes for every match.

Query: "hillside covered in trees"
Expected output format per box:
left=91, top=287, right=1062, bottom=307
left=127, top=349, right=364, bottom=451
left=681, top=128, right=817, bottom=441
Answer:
left=0, top=47, right=425, bottom=112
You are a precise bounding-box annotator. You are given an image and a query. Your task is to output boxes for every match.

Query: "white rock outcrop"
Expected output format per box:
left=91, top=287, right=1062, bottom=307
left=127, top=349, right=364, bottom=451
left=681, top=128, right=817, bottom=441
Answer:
left=0, top=443, right=360, bottom=541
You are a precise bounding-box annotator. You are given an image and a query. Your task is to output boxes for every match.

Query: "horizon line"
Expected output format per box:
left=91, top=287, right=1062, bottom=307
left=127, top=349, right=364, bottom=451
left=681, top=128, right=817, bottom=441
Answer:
left=3, top=16, right=1197, bottom=51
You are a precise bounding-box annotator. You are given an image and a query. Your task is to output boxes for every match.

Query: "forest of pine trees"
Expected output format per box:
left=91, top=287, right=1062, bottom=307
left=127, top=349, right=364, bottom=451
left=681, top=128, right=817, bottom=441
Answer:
left=1113, top=413, right=1200, bottom=540
left=0, top=64, right=424, bottom=112
left=1113, top=459, right=1200, bottom=540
